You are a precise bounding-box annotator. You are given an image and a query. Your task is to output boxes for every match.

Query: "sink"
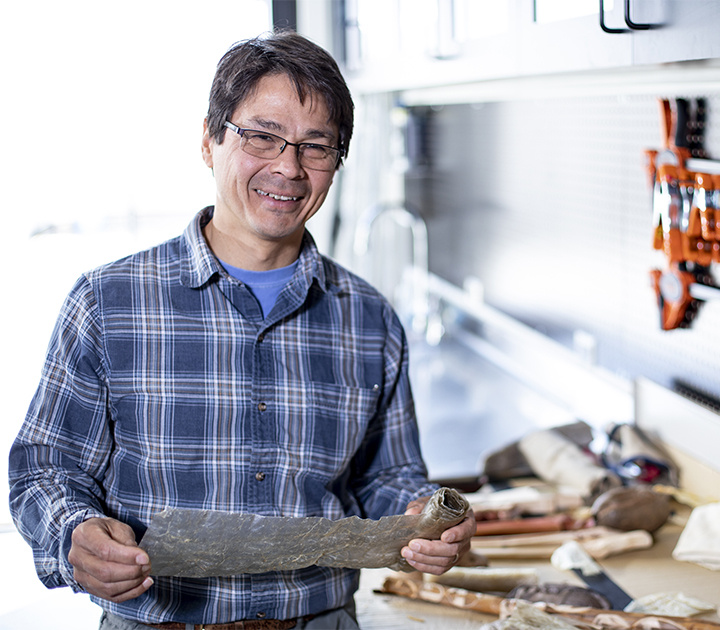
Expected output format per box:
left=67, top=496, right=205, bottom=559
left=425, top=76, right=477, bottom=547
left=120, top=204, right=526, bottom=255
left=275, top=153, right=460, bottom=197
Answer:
left=409, top=333, right=577, bottom=483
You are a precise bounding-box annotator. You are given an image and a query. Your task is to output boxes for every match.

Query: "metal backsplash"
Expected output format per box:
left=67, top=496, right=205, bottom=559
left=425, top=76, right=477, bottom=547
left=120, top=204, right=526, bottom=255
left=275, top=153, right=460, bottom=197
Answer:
left=404, top=93, right=720, bottom=403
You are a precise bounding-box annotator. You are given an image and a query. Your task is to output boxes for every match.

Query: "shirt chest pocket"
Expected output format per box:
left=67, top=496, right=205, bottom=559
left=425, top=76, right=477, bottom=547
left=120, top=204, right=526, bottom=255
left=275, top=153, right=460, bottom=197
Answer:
left=290, top=382, right=381, bottom=477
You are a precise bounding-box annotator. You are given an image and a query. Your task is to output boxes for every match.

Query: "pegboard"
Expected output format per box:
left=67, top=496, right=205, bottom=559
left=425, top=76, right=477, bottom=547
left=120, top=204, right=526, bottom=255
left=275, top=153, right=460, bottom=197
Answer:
left=404, top=93, right=720, bottom=403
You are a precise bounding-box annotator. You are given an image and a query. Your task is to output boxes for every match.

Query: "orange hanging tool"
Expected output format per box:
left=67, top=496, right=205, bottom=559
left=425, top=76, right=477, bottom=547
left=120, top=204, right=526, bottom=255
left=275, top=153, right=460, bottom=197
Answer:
left=648, top=98, right=719, bottom=330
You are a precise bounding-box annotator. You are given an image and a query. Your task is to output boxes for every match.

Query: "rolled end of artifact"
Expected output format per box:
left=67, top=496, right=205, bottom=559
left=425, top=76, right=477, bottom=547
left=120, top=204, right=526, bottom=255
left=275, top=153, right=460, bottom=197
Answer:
left=390, top=487, right=471, bottom=572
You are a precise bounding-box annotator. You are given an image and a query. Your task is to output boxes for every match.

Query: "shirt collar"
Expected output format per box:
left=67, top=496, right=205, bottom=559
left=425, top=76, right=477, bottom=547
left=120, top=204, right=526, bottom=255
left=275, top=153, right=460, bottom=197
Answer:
left=296, top=231, right=328, bottom=294
left=180, top=206, right=328, bottom=294
left=180, top=206, right=221, bottom=289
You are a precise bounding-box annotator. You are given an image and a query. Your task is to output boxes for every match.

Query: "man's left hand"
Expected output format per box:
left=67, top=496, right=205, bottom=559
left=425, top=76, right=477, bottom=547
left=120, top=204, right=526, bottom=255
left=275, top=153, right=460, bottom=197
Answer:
left=400, top=496, right=475, bottom=575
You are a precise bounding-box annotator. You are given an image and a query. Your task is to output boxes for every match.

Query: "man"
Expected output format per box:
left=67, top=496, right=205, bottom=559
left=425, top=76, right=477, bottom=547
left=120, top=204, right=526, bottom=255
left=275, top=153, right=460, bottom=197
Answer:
left=9, top=31, right=475, bottom=629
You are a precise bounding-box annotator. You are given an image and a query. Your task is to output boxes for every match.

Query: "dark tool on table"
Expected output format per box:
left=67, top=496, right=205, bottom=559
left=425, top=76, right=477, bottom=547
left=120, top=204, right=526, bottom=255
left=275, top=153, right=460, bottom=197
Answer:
left=552, top=540, right=633, bottom=610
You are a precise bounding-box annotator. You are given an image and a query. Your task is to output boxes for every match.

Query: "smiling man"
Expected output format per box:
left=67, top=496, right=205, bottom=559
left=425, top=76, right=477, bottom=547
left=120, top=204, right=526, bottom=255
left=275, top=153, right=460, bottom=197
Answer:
left=9, top=31, right=475, bottom=630
left=202, top=72, right=339, bottom=270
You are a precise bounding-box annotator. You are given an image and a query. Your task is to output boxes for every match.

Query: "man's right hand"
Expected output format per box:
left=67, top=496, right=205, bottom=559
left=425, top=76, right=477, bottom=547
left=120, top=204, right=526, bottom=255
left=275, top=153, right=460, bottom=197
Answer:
left=68, top=517, right=153, bottom=603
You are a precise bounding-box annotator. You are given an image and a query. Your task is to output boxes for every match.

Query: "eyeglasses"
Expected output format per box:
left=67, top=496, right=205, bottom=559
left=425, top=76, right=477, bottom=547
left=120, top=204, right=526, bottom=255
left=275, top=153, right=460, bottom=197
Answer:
left=223, top=121, right=342, bottom=172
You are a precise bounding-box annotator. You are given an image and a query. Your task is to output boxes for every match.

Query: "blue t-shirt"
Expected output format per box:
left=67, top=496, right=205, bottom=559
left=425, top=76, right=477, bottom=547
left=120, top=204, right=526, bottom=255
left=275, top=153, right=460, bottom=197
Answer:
left=219, top=258, right=299, bottom=318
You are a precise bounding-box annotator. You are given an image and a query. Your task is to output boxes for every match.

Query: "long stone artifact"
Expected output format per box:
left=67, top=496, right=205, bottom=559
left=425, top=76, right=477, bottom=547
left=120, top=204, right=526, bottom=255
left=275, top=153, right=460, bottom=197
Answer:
left=140, top=487, right=469, bottom=577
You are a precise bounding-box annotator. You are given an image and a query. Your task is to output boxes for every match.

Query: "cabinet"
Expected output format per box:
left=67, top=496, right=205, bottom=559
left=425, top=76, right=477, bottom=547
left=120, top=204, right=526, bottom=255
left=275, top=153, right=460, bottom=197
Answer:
left=345, top=0, right=720, bottom=96
left=345, top=0, right=521, bottom=93
left=630, top=0, right=720, bottom=65
left=515, top=0, right=631, bottom=75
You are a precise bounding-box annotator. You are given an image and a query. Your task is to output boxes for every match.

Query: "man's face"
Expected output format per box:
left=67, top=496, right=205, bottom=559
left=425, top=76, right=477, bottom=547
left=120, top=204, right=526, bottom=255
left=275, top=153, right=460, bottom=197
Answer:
left=202, top=73, right=338, bottom=251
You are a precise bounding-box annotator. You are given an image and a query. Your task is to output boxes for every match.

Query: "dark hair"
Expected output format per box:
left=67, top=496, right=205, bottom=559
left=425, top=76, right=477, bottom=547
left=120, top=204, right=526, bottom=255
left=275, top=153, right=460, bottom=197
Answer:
left=206, top=30, right=354, bottom=167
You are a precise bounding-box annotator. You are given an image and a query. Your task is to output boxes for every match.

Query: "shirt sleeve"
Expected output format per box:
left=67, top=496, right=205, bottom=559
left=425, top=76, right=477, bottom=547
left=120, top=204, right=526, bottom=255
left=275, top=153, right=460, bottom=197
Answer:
left=8, top=274, right=111, bottom=590
left=349, top=307, right=439, bottom=519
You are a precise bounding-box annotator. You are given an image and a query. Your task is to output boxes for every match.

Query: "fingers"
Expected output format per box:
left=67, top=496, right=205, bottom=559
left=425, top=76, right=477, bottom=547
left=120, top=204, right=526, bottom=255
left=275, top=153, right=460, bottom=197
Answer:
left=401, top=513, right=476, bottom=575
left=74, top=567, right=153, bottom=603
left=70, top=518, right=150, bottom=572
left=69, top=518, right=153, bottom=603
left=401, top=541, right=459, bottom=574
left=404, top=496, right=430, bottom=516
left=441, top=512, right=476, bottom=545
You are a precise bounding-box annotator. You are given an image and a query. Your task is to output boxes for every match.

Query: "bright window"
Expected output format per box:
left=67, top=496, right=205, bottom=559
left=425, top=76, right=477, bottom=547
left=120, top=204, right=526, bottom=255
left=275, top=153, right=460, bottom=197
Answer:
left=0, top=0, right=272, bottom=524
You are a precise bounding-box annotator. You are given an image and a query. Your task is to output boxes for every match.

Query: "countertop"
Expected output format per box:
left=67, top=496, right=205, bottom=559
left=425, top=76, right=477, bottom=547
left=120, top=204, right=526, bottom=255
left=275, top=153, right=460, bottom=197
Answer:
left=357, top=333, right=720, bottom=628
left=355, top=513, right=720, bottom=628
left=408, top=334, right=577, bottom=483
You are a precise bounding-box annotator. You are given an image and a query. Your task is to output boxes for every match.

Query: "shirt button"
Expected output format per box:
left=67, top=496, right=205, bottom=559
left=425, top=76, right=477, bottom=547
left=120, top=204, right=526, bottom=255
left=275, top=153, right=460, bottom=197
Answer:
left=258, top=333, right=265, bottom=342
left=257, top=402, right=267, bottom=412
left=256, top=612, right=267, bottom=619
left=255, top=471, right=266, bottom=481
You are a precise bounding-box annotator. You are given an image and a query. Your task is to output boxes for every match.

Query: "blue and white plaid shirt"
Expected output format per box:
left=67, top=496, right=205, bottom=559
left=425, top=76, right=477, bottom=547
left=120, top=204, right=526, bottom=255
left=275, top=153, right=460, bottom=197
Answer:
left=9, top=207, right=437, bottom=624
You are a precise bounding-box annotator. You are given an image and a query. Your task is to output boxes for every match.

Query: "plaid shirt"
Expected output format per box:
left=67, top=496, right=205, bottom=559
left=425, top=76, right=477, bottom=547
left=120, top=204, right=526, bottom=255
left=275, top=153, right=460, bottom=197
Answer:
left=9, top=207, right=436, bottom=624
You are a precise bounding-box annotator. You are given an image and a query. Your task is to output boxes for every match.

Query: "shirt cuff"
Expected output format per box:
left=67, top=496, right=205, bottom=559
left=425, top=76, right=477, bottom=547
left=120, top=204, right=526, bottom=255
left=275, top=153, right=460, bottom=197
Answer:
left=58, top=507, right=107, bottom=592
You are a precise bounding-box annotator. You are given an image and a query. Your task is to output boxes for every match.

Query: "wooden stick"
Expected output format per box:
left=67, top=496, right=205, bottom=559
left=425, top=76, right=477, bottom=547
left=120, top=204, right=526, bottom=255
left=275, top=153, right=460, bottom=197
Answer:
left=380, top=575, right=502, bottom=615
left=580, top=530, right=653, bottom=560
left=475, top=514, right=574, bottom=536
left=471, top=526, right=616, bottom=548
left=379, top=576, right=720, bottom=630
left=469, top=545, right=558, bottom=559
left=470, top=528, right=653, bottom=560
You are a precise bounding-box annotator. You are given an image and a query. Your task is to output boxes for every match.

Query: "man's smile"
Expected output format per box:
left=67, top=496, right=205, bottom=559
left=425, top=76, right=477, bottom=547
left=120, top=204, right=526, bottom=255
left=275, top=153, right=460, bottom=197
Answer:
left=255, top=188, right=302, bottom=202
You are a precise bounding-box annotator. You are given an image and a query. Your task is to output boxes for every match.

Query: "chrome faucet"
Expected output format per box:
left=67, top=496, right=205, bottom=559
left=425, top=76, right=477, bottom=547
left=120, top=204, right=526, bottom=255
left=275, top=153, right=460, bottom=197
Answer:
left=353, top=202, right=436, bottom=339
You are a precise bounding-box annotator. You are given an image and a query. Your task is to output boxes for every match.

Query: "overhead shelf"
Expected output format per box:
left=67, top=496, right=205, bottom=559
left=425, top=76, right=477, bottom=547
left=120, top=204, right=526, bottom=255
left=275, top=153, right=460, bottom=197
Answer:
left=398, top=60, right=720, bottom=106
